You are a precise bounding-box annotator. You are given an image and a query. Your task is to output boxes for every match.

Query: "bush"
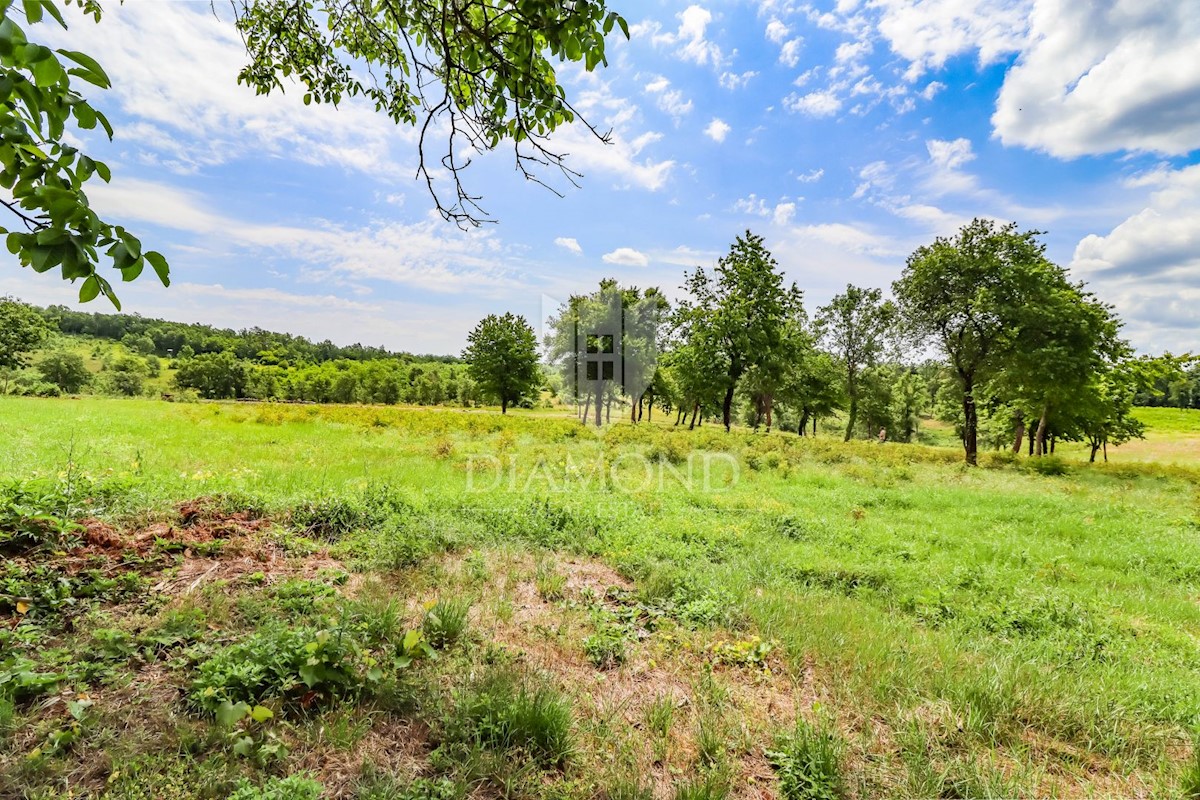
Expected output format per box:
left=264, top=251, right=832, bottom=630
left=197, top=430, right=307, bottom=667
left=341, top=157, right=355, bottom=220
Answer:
left=1025, top=455, right=1069, bottom=476
left=450, top=668, right=574, bottom=765
left=583, top=624, right=627, bottom=670
left=766, top=718, right=845, bottom=800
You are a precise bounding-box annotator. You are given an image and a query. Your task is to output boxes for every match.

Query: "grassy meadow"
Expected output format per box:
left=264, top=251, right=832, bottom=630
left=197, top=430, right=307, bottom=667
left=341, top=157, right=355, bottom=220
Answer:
left=2, top=396, right=1200, bottom=799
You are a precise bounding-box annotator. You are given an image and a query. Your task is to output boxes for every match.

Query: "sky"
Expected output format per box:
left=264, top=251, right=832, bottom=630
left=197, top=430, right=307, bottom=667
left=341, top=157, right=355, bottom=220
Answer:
left=2, top=0, right=1198, bottom=356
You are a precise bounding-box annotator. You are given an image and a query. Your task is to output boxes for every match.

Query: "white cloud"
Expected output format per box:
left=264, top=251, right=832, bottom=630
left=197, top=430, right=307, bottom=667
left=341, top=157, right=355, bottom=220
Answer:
left=551, top=80, right=675, bottom=191
left=871, top=0, right=1033, bottom=81
left=651, top=5, right=727, bottom=68
left=835, top=40, right=873, bottom=63
left=602, top=247, right=650, bottom=266
left=784, top=90, right=842, bottom=117
left=704, top=118, right=732, bottom=143
left=992, top=0, right=1200, bottom=157
left=926, top=138, right=975, bottom=171
left=779, top=39, right=804, bottom=67
left=734, top=194, right=771, bottom=216
left=90, top=178, right=513, bottom=294
left=43, top=2, right=410, bottom=176
left=657, top=89, right=694, bottom=121
left=765, top=19, right=790, bottom=43
left=773, top=202, right=797, bottom=226
left=1072, top=164, right=1200, bottom=281
left=555, top=237, right=583, bottom=255
left=797, top=168, right=825, bottom=183
left=644, top=75, right=671, bottom=93
left=719, top=70, right=758, bottom=90
left=921, top=81, right=946, bottom=100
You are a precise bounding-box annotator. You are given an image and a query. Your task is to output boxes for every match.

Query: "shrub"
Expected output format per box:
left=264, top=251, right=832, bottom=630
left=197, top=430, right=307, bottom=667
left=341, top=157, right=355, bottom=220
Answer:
left=423, top=596, right=471, bottom=649
left=766, top=717, right=845, bottom=800
left=450, top=668, right=574, bottom=765
left=0, top=478, right=81, bottom=555
left=1025, top=455, right=1069, bottom=476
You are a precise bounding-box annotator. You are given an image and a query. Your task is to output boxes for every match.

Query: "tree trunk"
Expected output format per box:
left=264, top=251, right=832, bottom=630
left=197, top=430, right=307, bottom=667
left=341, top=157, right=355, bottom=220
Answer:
left=722, top=382, right=736, bottom=432
left=812, top=416, right=818, bottom=437
left=844, top=388, right=857, bottom=442
left=962, top=377, right=978, bottom=466
left=1034, top=405, right=1049, bottom=457
left=1028, top=427, right=1035, bottom=456
left=798, top=410, right=810, bottom=437
left=594, top=384, right=603, bottom=427
left=1011, top=410, right=1025, bottom=454
left=605, top=395, right=611, bottom=424
left=1090, top=442, right=1099, bottom=462
left=765, top=394, right=773, bottom=433
left=689, top=403, right=699, bottom=430
left=501, top=398, right=508, bottom=414
left=1103, top=438, right=1108, bottom=462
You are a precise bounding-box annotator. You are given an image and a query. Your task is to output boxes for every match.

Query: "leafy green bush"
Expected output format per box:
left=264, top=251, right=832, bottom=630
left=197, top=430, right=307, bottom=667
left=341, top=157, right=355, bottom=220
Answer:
left=228, top=774, right=323, bottom=800
left=190, top=624, right=380, bottom=713
left=422, top=596, right=471, bottom=649
left=450, top=668, right=574, bottom=765
left=1025, top=455, right=1069, bottom=476
left=767, top=717, right=845, bottom=800
left=0, top=478, right=81, bottom=554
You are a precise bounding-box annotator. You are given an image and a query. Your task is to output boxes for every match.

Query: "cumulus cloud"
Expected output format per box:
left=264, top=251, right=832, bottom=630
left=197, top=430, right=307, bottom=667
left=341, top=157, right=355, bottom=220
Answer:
left=1072, top=164, right=1200, bottom=280
left=926, top=138, right=976, bottom=171
left=704, top=118, right=732, bottom=143
left=871, top=0, right=1033, bottom=81
left=765, top=19, right=790, bottom=43
left=784, top=90, right=842, bottom=117
left=779, top=38, right=804, bottom=67
left=555, top=237, right=583, bottom=255
left=992, top=0, right=1200, bottom=157
left=773, top=202, right=797, bottom=226
left=651, top=5, right=727, bottom=68
left=719, top=70, right=758, bottom=90
left=797, top=168, right=825, bottom=183
left=42, top=2, right=410, bottom=176
left=602, top=247, right=651, bottom=266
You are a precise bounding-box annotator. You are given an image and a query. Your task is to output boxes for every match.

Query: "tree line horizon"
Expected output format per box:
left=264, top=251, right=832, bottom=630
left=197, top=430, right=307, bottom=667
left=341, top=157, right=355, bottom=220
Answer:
left=4, top=218, right=1197, bottom=466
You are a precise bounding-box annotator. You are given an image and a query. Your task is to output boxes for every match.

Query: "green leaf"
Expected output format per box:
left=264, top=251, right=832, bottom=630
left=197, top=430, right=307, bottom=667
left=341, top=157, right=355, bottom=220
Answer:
left=232, top=735, right=255, bottom=757
left=78, top=274, right=100, bottom=303
left=93, top=159, right=111, bottom=182
left=145, top=251, right=170, bottom=286
left=249, top=705, right=274, bottom=723
left=120, top=257, right=144, bottom=282
left=57, top=49, right=111, bottom=89
left=215, top=700, right=250, bottom=727
left=401, top=629, right=421, bottom=653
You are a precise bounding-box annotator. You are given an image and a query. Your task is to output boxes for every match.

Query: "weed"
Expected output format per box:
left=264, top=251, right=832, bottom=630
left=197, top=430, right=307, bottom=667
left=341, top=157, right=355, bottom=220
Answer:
left=190, top=623, right=381, bottom=713
left=645, top=695, right=675, bottom=738
left=450, top=668, right=574, bottom=766
left=606, top=779, right=654, bottom=800
left=228, top=774, right=323, bottom=800
left=423, top=596, right=471, bottom=649
left=672, top=772, right=731, bottom=800
left=695, top=715, right=727, bottom=767
left=709, top=635, right=774, bottom=671
left=535, top=561, right=567, bottom=601
left=766, top=717, right=845, bottom=800
left=583, top=623, right=628, bottom=669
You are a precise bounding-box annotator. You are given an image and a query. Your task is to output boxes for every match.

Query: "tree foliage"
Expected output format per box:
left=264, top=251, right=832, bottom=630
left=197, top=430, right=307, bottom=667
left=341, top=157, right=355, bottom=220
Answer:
left=0, top=295, right=48, bottom=370
left=0, top=0, right=168, bottom=305
left=463, top=312, right=539, bottom=413
left=234, top=0, right=629, bottom=227
left=677, top=231, right=803, bottom=432
left=36, top=346, right=87, bottom=391
left=816, top=284, right=896, bottom=441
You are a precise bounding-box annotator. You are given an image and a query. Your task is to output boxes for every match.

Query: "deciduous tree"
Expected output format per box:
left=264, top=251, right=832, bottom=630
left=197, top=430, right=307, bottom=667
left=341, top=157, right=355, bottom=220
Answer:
left=816, top=284, right=896, bottom=441
left=463, top=312, right=539, bottom=414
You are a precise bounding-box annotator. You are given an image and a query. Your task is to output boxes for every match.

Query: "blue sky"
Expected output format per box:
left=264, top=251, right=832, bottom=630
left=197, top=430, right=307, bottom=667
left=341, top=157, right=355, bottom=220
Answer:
left=3, top=0, right=1198, bottom=355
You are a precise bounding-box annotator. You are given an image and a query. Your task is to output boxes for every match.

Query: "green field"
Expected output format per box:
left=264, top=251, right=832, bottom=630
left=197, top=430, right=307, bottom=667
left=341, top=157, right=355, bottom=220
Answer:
left=2, top=397, right=1200, bottom=798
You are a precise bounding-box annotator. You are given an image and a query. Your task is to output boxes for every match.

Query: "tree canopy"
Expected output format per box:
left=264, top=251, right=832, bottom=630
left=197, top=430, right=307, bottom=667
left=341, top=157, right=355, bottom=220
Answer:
left=463, top=312, right=540, bottom=414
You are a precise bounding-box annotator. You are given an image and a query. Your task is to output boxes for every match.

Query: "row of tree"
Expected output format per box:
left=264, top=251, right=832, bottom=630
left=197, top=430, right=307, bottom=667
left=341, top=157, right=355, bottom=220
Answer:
left=464, top=220, right=1192, bottom=464
left=42, top=306, right=458, bottom=366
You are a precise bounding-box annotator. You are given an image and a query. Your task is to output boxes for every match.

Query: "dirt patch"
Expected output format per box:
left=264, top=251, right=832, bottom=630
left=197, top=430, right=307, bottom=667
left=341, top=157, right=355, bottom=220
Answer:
left=459, top=550, right=801, bottom=799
